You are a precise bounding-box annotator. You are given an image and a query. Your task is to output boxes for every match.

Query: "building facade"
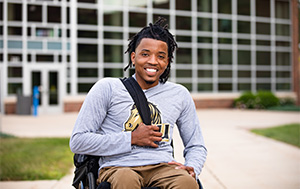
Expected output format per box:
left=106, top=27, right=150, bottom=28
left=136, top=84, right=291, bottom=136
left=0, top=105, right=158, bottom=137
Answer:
left=0, top=0, right=298, bottom=114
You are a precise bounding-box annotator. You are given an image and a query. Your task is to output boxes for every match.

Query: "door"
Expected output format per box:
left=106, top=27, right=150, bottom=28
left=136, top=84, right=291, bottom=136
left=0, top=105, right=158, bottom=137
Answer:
left=30, top=68, right=61, bottom=114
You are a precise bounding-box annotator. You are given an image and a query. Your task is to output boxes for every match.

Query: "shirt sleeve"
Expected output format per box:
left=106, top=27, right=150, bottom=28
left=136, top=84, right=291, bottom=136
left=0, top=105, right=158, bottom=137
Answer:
left=69, top=79, right=132, bottom=156
left=176, top=88, right=207, bottom=177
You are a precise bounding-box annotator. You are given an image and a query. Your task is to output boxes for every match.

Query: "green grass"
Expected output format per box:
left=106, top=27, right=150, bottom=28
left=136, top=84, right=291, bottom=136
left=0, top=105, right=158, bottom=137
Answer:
left=251, top=123, right=300, bottom=148
left=0, top=136, right=74, bottom=181
left=267, top=105, right=300, bottom=112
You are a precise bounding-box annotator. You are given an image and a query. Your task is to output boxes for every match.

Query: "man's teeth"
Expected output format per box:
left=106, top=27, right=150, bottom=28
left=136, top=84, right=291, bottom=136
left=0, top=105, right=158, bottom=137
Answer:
left=146, top=68, right=157, bottom=73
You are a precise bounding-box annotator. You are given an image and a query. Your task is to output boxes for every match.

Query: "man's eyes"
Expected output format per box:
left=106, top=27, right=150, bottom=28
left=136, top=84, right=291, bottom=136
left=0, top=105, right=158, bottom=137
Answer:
left=158, top=55, right=165, bottom=59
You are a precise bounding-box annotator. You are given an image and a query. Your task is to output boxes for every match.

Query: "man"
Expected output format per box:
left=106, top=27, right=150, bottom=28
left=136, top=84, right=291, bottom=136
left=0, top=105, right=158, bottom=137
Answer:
left=70, top=17, right=207, bottom=189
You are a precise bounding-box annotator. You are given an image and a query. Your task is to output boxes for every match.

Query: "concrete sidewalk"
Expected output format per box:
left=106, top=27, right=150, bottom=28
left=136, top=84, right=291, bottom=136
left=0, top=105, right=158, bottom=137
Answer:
left=0, top=109, right=299, bottom=189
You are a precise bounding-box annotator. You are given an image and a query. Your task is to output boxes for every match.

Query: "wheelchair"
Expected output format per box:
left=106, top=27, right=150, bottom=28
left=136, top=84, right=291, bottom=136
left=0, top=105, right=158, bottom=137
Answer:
left=72, top=154, right=204, bottom=189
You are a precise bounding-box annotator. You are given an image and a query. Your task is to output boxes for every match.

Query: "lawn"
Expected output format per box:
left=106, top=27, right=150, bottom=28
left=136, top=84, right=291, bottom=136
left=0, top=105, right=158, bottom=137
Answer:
left=0, top=136, right=74, bottom=181
left=251, top=123, right=300, bottom=148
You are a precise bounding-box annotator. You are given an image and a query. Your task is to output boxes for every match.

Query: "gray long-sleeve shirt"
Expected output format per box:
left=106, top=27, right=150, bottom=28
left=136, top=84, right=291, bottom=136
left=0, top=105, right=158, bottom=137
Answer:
left=70, top=77, right=207, bottom=177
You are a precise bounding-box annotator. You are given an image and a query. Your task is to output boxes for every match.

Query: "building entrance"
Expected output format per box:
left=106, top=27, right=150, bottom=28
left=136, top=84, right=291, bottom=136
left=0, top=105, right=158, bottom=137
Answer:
left=29, top=67, right=62, bottom=114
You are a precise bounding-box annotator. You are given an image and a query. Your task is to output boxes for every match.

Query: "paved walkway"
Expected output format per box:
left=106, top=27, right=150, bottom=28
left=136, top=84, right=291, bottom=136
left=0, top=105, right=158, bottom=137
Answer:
left=0, top=109, right=299, bottom=189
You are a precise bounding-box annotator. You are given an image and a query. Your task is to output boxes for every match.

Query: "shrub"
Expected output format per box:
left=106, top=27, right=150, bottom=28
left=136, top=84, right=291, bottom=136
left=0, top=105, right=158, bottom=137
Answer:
left=234, top=91, right=280, bottom=109
left=255, top=91, right=280, bottom=109
left=279, top=97, right=296, bottom=106
left=234, top=91, right=256, bottom=109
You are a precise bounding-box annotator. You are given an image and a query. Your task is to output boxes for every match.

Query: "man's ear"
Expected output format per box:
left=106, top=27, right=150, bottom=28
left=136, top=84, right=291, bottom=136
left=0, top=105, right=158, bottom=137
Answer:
left=131, top=52, right=136, bottom=66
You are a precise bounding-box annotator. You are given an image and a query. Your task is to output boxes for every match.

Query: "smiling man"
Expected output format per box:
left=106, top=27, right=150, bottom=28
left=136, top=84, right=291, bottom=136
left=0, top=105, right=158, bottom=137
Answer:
left=70, top=17, right=207, bottom=189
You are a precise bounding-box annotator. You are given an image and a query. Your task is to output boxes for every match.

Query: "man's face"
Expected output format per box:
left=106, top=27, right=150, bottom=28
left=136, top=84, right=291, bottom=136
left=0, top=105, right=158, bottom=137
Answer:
left=131, top=38, right=169, bottom=89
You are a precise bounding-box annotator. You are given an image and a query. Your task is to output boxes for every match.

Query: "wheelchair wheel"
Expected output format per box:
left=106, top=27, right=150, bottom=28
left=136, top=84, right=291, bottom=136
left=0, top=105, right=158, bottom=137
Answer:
left=86, top=172, right=96, bottom=189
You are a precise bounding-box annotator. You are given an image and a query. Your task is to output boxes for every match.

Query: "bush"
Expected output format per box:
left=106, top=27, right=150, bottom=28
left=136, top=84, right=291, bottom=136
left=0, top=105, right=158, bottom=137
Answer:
left=279, top=97, right=296, bottom=106
left=234, top=91, right=256, bottom=109
left=255, top=91, right=280, bottom=109
left=234, top=91, right=280, bottom=109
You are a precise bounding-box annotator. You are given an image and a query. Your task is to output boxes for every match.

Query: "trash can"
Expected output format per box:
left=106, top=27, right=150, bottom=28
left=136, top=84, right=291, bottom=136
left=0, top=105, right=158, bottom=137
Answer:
left=16, top=91, right=32, bottom=115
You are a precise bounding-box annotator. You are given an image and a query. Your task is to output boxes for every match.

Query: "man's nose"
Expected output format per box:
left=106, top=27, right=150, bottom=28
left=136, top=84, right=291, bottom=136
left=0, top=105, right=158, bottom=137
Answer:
left=148, top=55, right=158, bottom=64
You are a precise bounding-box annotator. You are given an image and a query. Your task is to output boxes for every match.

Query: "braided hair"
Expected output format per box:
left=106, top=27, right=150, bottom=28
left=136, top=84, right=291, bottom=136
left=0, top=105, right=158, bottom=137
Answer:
left=124, top=17, right=178, bottom=83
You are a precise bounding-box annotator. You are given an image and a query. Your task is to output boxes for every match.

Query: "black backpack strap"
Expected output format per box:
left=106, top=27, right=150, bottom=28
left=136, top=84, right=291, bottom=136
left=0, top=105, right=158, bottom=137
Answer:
left=120, top=77, right=151, bottom=125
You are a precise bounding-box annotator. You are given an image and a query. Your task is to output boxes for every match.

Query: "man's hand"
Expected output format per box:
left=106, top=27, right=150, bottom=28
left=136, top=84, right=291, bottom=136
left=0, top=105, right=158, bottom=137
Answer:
left=168, top=161, right=196, bottom=179
left=131, top=123, right=162, bottom=148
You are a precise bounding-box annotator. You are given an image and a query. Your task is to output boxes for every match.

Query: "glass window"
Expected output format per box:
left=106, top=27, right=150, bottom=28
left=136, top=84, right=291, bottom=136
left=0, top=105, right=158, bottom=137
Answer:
left=8, top=83, right=22, bottom=94
left=238, top=0, right=250, bottom=15
left=218, top=0, right=231, bottom=14
left=276, top=24, right=290, bottom=36
left=198, top=37, right=212, bottom=43
left=198, top=70, right=212, bottom=78
left=276, top=83, right=290, bottom=91
left=198, top=83, right=213, bottom=91
left=104, top=45, right=123, bottom=62
left=8, top=27, right=22, bottom=36
left=198, top=49, right=212, bottom=64
left=129, top=0, right=147, bottom=8
left=218, top=50, right=232, bottom=65
left=218, top=19, right=232, bottom=32
left=104, top=68, right=123, bottom=77
left=256, top=22, right=270, bottom=35
left=275, top=0, right=289, bottom=19
left=218, top=83, right=232, bottom=91
left=28, top=41, right=43, bottom=49
left=238, top=39, right=251, bottom=45
left=276, top=41, right=290, bottom=47
left=78, top=8, right=97, bottom=25
left=257, top=83, right=271, bottom=90
left=48, top=6, right=61, bottom=23
left=256, top=51, right=270, bottom=65
left=197, top=0, right=212, bottom=12
left=238, top=83, right=251, bottom=91
left=276, top=52, right=290, bottom=65
left=153, top=0, right=169, bottom=9
left=104, top=11, right=122, bottom=26
left=78, top=30, right=98, bottom=38
left=78, top=44, right=98, bottom=62
left=237, top=21, right=250, bottom=34
left=78, top=83, right=94, bottom=93
left=219, top=70, right=232, bottom=78
left=256, top=0, right=270, bottom=17
left=176, top=48, right=192, bottom=64
left=153, top=15, right=170, bottom=26
left=104, top=32, right=122, bottom=39
left=8, top=40, right=22, bottom=49
left=37, top=55, right=54, bottom=62
left=176, top=36, right=192, bottom=42
left=176, top=0, right=191, bottom=11
left=238, top=51, right=251, bottom=65
left=8, top=67, right=22, bottom=77
left=176, top=69, right=192, bottom=77
left=8, top=54, right=22, bottom=62
left=176, top=16, right=191, bottom=30
left=276, top=71, right=290, bottom=78
left=180, top=83, right=192, bottom=91
left=103, top=0, right=123, bottom=6
left=36, top=28, right=54, bottom=37
left=48, top=42, right=62, bottom=50
left=129, top=12, right=147, bottom=27
left=198, top=18, right=212, bottom=31
left=256, top=71, right=271, bottom=78
left=218, top=38, right=232, bottom=44
left=8, top=3, right=22, bottom=21
left=78, top=68, right=98, bottom=77
left=238, top=71, right=251, bottom=78
left=256, top=40, right=270, bottom=46
left=28, top=5, right=42, bottom=22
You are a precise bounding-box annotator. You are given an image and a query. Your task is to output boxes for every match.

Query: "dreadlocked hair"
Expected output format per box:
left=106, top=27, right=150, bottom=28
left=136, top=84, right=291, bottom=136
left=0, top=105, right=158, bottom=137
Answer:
left=124, top=17, right=178, bottom=83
